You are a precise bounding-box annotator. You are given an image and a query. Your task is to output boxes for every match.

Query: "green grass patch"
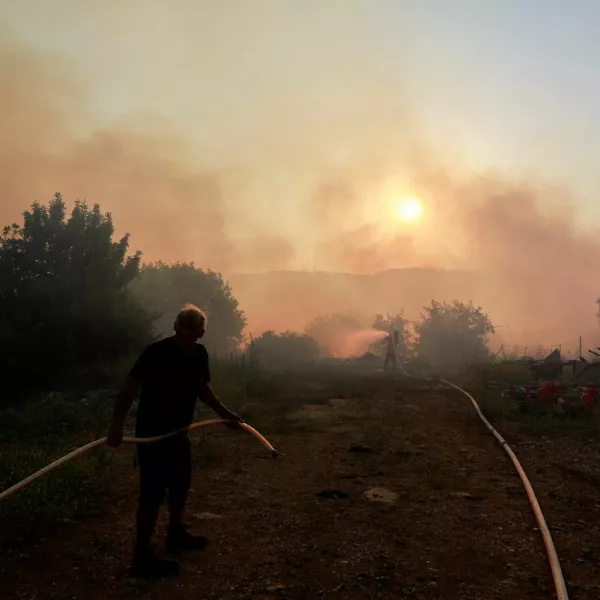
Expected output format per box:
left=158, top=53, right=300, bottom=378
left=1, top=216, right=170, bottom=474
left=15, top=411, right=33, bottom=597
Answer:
left=0, top=390, right=116, bottom=550
left=0, top=438, right=113, bottom=549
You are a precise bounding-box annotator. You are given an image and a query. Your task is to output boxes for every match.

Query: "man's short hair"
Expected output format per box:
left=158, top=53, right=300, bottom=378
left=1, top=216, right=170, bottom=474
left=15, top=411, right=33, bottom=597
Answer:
left=175, top=304, right=207, bottom=328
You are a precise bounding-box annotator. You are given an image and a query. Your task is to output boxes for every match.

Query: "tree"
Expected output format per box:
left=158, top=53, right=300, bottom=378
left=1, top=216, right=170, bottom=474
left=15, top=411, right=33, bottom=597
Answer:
left=130, top=262, right=246, bottom=353
left=0, top=194, right=152, bottom=398
left=248, top=330, right=320, bottom=369
left=412, top=300, right=495, bottom=366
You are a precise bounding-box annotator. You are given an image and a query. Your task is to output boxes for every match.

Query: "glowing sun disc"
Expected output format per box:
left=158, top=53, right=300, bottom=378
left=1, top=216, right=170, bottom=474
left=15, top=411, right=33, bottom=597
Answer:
left=396, top=197, right=423, bottom=223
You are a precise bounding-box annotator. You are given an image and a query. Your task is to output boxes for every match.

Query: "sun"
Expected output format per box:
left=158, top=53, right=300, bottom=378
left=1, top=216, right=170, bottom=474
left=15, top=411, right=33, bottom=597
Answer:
left=395, top=197, right=423, bottom=223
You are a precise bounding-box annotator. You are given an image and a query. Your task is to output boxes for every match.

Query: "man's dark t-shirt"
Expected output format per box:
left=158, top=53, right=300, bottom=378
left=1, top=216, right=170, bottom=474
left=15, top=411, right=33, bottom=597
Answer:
left=130, top=337, right=211, bottom=437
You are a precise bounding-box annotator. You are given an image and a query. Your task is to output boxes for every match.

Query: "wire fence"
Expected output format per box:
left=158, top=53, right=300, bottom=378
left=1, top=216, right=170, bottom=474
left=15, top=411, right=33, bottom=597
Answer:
left=489, top=337, right=600, bottom=361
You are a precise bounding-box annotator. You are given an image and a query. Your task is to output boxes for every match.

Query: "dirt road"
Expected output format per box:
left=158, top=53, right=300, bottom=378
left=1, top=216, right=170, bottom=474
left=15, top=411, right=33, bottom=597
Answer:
left=2, top=371, right=599, bottom=599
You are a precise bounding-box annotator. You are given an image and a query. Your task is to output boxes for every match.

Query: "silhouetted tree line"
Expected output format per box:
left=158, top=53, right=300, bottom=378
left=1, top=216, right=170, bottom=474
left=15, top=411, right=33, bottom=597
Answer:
left=251, top=303, right=494, bottom=368
left=0, top=195, right=246, bottom=404
left=0, top=195, right=496, bottom=402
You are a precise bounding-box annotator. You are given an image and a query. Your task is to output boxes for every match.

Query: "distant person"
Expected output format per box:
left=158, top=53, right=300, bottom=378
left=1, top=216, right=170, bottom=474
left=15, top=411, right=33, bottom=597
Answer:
left=106, top=304, right=244, bottom=578
left=383, top=330, right=399, bottom=370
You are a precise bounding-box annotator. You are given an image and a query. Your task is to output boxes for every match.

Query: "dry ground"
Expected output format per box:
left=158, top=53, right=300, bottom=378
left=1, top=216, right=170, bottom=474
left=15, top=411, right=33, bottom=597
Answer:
left=2, top=369, right=600, bottom=599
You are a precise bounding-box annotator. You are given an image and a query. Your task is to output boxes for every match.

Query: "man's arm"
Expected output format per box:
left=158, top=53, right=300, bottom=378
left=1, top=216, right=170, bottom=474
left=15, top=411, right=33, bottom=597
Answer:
left=106, top=375, right=140, bottom=447
left=198, top=383, right=244, bottom=425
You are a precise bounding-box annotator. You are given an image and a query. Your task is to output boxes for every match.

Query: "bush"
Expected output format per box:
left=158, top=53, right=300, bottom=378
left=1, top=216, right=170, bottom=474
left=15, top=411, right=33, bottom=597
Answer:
left=130, top=262, right=246, bottom=354
left=0, top=194, right=153, bottom=402
left=247, top=330, right=320, bottom=369
left=413, top=300, right=495, bottom=368
left=0, top=391, right=115, bottom=443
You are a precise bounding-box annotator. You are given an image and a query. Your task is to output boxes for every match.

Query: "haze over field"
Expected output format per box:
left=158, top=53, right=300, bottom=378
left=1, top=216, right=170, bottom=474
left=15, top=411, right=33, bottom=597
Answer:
left=3, top=0, right=600, bottom=350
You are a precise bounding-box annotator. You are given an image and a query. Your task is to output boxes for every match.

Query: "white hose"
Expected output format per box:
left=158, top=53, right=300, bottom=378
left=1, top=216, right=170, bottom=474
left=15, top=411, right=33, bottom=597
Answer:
left=442, top=380, right=568, bottom=600
left=395, top=362, right=568, bottom=600
left=0, top=420, right=278, bottom=502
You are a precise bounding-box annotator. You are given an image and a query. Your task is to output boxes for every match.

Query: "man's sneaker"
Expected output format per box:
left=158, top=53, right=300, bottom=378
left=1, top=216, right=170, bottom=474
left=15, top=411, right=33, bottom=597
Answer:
left=129, top=545, right=180, bottom=578
left=166, top=524, right=209, bottom=555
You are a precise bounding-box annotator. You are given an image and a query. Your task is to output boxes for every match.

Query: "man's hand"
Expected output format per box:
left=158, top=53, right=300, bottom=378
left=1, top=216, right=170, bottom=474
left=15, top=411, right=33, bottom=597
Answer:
left=222, top=410, right=244, bottom=429
left=106, top=421, right=124, bottom=447
left=199, top=383, right=244, bottom=429
left=107, top=375, right=139, bottom=448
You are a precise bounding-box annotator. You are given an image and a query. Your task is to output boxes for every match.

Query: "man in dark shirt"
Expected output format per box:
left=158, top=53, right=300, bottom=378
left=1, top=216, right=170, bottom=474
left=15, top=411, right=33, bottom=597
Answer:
left=107, top=304, right=243, bottom=578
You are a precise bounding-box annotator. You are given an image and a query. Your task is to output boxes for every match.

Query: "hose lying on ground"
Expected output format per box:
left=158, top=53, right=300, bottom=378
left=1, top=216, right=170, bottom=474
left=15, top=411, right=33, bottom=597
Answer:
left=0, top=420, right=278, bottom=503
left=394, top=362, right=568, bottom=600
left=442, top=381, right=568, bottom=600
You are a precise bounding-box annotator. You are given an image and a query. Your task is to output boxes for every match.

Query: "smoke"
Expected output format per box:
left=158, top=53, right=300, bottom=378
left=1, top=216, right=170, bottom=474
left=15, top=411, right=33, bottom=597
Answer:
left=232, top=163, right=600, bottom=351
left=427, top=171, right=600, bottom=347
left=344, top=329, right=390, bottom=357
left=0, top=23, right=295, bottom=272
left=304, top=312, right=381, bottom=357
left=2, top=3, right=600, bottom=351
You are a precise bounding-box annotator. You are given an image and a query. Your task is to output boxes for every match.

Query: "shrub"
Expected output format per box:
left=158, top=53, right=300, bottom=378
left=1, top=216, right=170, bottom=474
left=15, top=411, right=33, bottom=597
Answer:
left=0, top=194, right=153, bottom=402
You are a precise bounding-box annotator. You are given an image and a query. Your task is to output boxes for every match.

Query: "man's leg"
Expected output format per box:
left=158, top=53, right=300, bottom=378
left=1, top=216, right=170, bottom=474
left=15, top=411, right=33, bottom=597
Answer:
left=167, top=436, right=192, bottom=530
left=166, top=436, right=209, bottom=553
left=135, top=503, right=160, bottom=550
left=167, top=492, right=187, bottom=530
left=130, top=446, right=179, bottom=577
left=135, top=445, right=166, bottom=549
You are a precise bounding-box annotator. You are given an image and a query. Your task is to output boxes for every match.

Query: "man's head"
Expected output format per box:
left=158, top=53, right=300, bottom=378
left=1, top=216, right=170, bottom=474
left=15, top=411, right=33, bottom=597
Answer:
left=174, top=304, right=207, bottom=346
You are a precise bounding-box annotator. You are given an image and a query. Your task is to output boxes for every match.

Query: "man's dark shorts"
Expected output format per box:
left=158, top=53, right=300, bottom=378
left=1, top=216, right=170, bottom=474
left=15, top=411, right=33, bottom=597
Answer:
left=137, top=435, right=192, bottom=506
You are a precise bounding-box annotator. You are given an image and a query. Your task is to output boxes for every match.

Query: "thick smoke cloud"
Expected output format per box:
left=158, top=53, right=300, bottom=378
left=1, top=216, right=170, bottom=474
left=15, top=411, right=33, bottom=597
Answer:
left=2, top=5, right=600, bottom=352
left=0, top=26, right=295, bottom=272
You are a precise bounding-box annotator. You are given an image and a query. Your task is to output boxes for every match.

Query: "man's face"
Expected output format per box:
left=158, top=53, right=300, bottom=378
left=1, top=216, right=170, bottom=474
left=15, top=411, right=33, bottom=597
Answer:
left=174, top=318, right=206, bottom=346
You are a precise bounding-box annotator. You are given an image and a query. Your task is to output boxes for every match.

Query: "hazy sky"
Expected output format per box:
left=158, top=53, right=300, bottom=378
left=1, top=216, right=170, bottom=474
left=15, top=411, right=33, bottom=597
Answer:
left=3, top=0, right=600, bottom=215
left=3, top=0, right=600, bottom=343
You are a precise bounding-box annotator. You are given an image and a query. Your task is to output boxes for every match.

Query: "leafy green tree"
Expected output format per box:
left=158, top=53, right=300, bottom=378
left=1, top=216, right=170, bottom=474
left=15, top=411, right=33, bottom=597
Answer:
left=131, top=262, right=246, bottom=353
left=413, top=300, right=495, bottom=366
left=0, top=194, right=152, bottom=398
left=248, top=330, right=320, bottom=369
